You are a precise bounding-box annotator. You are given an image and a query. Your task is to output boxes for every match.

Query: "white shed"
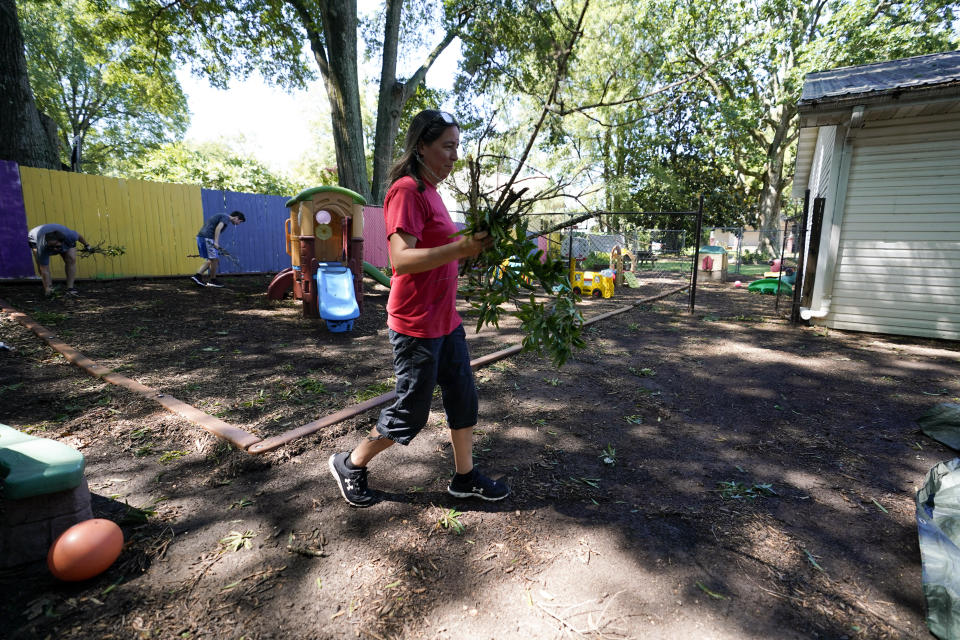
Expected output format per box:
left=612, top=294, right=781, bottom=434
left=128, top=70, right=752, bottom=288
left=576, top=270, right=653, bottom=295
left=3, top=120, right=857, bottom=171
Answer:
left=793, top=50, right=960, bottom=341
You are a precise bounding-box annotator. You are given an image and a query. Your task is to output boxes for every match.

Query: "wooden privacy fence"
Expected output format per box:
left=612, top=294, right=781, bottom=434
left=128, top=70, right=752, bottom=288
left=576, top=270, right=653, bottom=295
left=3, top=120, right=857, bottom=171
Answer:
left=0, top=161, right=392, bottom=281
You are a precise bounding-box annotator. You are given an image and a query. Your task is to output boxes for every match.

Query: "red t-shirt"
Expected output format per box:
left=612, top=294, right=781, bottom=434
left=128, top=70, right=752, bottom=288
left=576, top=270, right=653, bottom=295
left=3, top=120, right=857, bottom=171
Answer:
left=384, top=176, right=462, bottom=338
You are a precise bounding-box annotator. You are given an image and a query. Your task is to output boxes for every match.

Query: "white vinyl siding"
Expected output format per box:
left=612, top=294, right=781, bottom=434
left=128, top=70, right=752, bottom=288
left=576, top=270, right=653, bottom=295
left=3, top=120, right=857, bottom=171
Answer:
left=826, top=113, right=960, bottom=340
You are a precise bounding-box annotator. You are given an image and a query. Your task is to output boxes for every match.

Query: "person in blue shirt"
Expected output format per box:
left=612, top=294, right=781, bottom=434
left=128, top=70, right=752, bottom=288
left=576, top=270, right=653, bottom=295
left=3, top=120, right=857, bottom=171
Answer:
left=27, top=224, right=89, bottom=296
left=191, top=211, right=245, bottom=288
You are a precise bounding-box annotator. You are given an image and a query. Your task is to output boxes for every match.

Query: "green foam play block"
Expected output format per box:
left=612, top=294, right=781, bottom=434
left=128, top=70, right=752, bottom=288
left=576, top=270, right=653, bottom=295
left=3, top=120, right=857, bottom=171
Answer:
left=0, top=424, right=86, bottom=500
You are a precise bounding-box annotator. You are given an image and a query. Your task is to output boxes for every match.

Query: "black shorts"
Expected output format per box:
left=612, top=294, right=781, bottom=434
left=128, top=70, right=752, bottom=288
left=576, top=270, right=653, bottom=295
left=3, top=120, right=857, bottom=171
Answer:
left=375, top=324, right=478, bottom=445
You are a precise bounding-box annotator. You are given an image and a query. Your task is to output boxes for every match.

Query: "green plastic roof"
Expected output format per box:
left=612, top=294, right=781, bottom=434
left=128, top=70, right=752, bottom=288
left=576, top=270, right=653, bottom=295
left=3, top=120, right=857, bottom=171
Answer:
left=699, top=246, right=726, bottom=253
left=285, top=185, right=367, bottom=208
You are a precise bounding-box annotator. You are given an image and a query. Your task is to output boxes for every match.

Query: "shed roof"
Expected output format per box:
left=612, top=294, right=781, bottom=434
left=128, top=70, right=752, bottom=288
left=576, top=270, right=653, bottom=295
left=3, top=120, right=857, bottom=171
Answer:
left=799, top=50, right=960, bottom=105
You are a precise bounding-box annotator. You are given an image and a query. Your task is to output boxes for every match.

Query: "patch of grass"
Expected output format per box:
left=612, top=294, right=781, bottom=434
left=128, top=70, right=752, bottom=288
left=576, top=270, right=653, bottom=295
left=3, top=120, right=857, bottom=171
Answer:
left=715, top=481, right=777, bottom=500
left=629, top=366, right=655, bottom=377
left=0, top=382, right=24, bottom=396
left=354, top=379, right=394, bottom=402
left=32, top=311, right=67, bottom=325
left=120, top=496, right=166, bottom=524
left=435, top=508, right=465, bottom=535
left=599, top=444, right=617, bottom=466
left=158, top=450, right=189, bottom=464
left=240, top=388, right=267, bottom=407
left=295, top=378, right=328, bottom=395
left=229, top=498, right=254, bottom=509
left=130, top=428, right=153, bottom=456
left=206, top=440, right=232, bottom=464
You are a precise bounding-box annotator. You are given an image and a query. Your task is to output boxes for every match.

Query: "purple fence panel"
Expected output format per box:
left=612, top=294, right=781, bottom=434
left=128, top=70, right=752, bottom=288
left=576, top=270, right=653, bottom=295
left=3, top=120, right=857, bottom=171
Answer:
left=0, top=161, right=34, bottom=278
left=200, top=189, right=290, bottom=274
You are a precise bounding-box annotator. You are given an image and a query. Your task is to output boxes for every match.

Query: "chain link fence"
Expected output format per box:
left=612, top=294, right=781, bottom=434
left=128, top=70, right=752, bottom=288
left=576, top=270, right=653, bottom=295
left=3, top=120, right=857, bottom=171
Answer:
left=534, top=225, right=693, bottom=300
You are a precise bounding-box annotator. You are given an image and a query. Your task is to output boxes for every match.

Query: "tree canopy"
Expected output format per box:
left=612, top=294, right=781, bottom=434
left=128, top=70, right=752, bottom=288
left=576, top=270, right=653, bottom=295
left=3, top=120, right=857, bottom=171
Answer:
left=453, top=0, right=958, bottom=250
left=17, top=0, right=188, bottom=174
left=123, top=141, right=302, bottom=196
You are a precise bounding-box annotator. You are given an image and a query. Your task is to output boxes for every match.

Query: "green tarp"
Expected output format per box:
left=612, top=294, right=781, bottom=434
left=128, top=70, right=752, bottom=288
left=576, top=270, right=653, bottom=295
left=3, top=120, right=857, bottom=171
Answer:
left=919, top=404, right=960, bottom=450
left=917, top=458, right=960, bottom=639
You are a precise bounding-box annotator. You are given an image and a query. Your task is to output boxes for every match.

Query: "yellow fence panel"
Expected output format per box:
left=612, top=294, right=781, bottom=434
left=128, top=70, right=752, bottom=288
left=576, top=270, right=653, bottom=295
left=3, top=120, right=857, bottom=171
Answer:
left=19, top=167, right=202, bottom=279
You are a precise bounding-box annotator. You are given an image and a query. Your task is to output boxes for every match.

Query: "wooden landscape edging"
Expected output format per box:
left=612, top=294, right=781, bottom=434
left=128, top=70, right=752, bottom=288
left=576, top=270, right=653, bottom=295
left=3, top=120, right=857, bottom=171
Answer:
left=0, top=298, right=261, bottom=450
left=1, top=283, right=688, bottom=455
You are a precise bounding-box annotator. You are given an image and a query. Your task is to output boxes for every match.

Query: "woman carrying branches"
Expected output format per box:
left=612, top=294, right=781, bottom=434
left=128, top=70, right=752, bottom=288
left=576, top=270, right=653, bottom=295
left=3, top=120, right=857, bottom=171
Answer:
left=328, top=110, right=509, bottom=507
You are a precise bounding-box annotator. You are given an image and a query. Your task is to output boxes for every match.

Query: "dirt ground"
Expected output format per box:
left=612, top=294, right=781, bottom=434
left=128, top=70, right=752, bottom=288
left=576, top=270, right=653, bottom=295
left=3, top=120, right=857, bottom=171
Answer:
left=1, top=269, right=958, bottom=640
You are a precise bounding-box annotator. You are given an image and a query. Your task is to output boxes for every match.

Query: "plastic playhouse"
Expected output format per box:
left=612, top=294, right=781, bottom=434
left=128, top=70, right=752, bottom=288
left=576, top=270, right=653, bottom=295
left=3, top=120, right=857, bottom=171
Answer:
left=0, top=423, right=93, bottom=569
left=697, top=245, right=729, bottom=282
left=267, top=186, right=367, bottom=332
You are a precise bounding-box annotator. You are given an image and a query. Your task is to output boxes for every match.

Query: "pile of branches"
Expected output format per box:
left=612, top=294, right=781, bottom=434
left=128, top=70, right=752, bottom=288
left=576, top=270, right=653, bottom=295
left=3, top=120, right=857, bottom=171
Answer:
left=458, top=159, right=585, bottom=368
left=78, top=242, right=126, bottom=257
left=452, top=4, right=595, bottom=368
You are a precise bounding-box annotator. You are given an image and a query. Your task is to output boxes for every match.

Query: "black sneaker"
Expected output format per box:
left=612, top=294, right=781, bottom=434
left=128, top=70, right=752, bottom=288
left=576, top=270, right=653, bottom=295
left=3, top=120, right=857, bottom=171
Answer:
left=447, top=469, right=510, bottom=501
left=65, top=287, right=79, bottom=296
left=206, top=279, right=225, bottom=288
left=190, top=274, right=206, bottom=287
left=328, top=452, right=374, bottom=507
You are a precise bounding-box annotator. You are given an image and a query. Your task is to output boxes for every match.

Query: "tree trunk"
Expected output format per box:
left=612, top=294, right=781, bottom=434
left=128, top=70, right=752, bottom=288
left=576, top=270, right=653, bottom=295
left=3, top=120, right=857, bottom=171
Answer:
left=316, top=0, right=371, bottom=202
left=0, top=0, right=58, bottom=169
left=756, top=104, right=796, bottom=258
left=369, top=2, right=464, bottom=204
left=370, top=0, right=404, bottom=204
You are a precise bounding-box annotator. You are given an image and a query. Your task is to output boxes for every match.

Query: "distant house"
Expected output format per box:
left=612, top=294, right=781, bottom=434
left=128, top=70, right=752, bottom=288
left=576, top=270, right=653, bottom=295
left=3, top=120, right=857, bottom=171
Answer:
left=792, top=50, right=960, bottom=341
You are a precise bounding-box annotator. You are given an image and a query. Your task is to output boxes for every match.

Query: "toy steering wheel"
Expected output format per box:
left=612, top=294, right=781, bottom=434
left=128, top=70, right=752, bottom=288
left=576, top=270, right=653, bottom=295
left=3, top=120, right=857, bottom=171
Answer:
left=316, top=224, right=332, bottom=240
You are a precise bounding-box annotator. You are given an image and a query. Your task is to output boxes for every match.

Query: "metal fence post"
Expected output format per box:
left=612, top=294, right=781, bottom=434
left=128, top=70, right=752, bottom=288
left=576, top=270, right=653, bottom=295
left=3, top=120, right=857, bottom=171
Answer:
left=689, top=194, right=704, bottom=314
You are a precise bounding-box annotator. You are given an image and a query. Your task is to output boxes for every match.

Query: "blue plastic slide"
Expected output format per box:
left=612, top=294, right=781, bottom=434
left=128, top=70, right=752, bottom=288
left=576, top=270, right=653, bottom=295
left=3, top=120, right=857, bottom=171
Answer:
left=314, top=262, right=360, bottom=332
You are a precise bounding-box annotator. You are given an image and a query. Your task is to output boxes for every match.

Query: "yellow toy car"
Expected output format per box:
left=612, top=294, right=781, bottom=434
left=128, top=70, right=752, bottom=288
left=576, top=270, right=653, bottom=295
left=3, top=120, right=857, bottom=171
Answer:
left=572, top=270, right=614, bottom=298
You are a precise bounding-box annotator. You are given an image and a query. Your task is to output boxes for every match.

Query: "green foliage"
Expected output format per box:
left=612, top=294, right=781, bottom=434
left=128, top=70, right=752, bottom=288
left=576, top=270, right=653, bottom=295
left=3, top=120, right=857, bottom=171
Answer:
left=354, top=380, right=395, bottom=402
left=435, top=508, right=465, bottom=534
left=158, top=450, right=188, bottom=464
left=117, top=0, right=312, bottom=92
left=79, top=243, right=126, bottom=258
left=738, top=249, right=768, bottom=265
left=219, top=530, right=256, bottom=552
left=18, top=0, right=189, bottom=174
left=582, top=251, right=610, bottom=271
left=31, top=311, right=67, bottom=325
left=460, top=190, right=585, bottom=368
left=122, top=141, right=302, bottom=196
left=599, top=444, right=616, bottom=466
left=715, top=480, right=777, bottom=500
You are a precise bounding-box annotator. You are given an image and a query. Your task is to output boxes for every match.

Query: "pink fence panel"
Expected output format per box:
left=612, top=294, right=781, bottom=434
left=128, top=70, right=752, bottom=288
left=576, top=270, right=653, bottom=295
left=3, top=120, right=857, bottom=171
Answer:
left=362, top=205, right=389, bottom=268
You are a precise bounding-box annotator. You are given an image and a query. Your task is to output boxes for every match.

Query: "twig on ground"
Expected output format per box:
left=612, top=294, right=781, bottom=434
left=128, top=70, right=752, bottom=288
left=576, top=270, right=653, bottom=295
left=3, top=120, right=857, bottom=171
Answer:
left=535, top=600, right=589, bottom=637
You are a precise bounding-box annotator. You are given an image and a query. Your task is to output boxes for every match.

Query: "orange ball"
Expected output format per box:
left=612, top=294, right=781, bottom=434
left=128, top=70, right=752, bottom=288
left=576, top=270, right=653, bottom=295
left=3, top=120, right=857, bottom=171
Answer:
left=47, top=518, right=124, bottom=581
